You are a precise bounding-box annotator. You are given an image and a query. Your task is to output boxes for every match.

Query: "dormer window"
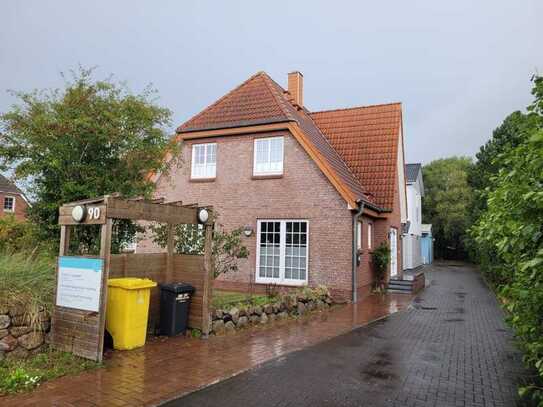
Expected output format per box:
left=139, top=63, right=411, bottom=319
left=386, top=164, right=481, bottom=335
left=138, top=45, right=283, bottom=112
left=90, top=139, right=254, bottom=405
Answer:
left=191, top=143, right=216, bottom=179
left=3, top=196, right=14, bottom=212
left=253, top=137, right=284, bottom=176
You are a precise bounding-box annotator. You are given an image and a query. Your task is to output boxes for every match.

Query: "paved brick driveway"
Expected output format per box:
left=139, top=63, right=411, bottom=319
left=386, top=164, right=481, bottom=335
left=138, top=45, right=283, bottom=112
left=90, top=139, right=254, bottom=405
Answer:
left=167, top=265, right=527, bottom=407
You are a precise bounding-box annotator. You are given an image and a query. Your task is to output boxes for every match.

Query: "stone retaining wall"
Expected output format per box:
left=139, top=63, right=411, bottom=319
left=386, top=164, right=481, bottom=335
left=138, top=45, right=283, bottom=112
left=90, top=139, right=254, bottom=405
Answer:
left=210, top=288, right=334, bottom=335
left=0, top=304, right=51, bottom=361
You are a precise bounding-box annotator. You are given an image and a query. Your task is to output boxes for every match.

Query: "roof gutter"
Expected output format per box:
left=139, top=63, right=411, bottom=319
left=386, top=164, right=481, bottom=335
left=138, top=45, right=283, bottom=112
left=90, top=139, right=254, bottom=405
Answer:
left=352, top=200, right=364, bottom=303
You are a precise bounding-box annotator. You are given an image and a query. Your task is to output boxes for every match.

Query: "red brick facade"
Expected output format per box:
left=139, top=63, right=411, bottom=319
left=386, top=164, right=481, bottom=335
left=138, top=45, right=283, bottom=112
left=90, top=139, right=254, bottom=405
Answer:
left=0, top=192, right=29, bottom=221
left=140, top=129, right=403, bottom=301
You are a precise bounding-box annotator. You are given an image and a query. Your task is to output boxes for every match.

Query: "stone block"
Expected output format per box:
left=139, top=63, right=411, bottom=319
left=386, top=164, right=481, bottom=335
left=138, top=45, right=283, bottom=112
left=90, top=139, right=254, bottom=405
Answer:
left=18, top=331, right=44, bottom=350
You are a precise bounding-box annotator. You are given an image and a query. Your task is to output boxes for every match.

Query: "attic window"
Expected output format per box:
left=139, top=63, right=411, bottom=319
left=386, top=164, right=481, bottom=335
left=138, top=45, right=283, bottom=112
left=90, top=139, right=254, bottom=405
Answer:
left=4, top=196, right=14, bottom=212
left=253, top=137, right=283, bottom=176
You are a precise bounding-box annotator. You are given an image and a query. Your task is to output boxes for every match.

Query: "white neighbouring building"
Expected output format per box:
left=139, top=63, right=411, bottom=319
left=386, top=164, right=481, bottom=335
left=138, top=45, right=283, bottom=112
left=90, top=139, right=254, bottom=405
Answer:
left=402, top=163, right=424, bottom=270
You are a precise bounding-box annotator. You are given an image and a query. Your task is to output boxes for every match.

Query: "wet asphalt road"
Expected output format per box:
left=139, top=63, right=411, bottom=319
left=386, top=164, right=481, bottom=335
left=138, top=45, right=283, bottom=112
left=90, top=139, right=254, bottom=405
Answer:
left=164, top=265, right=526, bottom=407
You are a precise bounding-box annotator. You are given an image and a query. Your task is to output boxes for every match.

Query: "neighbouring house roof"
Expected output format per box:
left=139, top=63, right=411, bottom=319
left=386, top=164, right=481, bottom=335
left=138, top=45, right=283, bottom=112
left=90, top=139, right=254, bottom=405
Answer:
left=0, top=174, right=23, bottom=195
left=405, top=163, right=422, bottom=183
left=176, top=72, right=404, bottom=211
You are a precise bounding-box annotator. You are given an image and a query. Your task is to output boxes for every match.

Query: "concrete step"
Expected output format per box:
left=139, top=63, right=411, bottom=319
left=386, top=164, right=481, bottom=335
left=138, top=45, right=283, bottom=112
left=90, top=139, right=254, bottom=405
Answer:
left=388, top=280, right=413, bottom=287
left=387, top=288, right=413, bottom=294
left=387, top=279, right=414, bottom=294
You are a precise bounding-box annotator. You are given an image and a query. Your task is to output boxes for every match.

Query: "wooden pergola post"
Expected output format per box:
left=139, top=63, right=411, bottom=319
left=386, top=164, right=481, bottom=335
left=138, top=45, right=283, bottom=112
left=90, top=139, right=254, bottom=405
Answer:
left=51, top=195, right=214, bottom=361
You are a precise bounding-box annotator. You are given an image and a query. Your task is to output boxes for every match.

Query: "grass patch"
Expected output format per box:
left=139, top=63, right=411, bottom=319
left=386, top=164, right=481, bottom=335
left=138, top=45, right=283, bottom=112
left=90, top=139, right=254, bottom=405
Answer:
left=212, top=290, right=271, bottom=309
left=0, top=348, right=101, bottom=395
left=0, top=251, right=56, bottom=327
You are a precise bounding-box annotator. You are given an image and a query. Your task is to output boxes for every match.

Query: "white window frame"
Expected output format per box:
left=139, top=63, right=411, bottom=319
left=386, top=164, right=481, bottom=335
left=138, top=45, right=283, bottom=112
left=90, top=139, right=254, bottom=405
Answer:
left=367, top=222, right=373, bottom=249
left=253, top=137, right=284, bottom=176
left=3, top=196, right=15, bottom=212
left=255, top=219, right=309, bottom=286
left=191, top=143, right=217, bottom=179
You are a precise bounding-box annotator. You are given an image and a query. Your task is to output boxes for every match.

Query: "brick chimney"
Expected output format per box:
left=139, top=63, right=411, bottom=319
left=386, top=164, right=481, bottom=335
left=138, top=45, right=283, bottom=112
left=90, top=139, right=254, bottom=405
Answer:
left=288, top=71, right=303, bottom=107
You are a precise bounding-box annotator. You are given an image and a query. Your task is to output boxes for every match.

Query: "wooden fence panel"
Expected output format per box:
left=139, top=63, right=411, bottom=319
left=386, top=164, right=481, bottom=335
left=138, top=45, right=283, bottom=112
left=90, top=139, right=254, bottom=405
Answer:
left=109, top=253, right=209, bottom=333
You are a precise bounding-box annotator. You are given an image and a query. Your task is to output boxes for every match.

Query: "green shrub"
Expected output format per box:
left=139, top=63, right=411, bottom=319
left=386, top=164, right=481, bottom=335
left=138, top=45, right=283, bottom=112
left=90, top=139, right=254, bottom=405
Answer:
left=470, top=76, right=543, bottom=404
left=0, top=216, right=49, bottom=253
left=372, top=242, right=390, bottom=291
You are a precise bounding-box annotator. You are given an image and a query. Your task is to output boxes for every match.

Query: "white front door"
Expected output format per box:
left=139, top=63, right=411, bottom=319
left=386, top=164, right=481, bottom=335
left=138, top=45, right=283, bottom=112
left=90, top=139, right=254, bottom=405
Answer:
left=389, top=228, right=398, bottom=278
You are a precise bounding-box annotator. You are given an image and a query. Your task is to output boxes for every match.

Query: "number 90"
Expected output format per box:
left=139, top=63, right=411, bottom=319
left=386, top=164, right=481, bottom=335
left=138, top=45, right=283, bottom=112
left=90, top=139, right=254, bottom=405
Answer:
left=88, top=207, right=101, bottom=220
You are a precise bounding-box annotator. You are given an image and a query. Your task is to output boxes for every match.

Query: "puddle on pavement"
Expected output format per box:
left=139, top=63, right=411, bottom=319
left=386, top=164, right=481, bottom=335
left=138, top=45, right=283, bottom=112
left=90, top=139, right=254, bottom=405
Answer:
left=447, top=307, right=465, bottom=314
left=443, top=318, right=465, bottom=322
left=360, top=351, right=398, bottom=382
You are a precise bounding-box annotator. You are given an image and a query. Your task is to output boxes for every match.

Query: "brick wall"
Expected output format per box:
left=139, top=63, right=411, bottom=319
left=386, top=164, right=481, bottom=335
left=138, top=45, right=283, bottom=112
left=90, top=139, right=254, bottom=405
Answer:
left=0, top=193, right=29, bottom=221
left=139, top=128, right=404, bottom=302
left=138, top=130, right=355, bottom=295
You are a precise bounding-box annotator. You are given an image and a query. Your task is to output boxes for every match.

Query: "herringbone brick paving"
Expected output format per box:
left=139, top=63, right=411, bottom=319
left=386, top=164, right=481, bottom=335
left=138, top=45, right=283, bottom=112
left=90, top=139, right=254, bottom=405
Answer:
left=169, top=264, right=527, bottom=407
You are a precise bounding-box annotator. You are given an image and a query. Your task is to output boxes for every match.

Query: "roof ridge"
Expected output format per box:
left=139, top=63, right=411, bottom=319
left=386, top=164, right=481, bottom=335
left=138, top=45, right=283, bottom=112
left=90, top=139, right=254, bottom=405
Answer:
left=311, top=102, right=402, bottom=115
left=177, top=71, right=273, bottom=133
left=259, top=73, right=298, bottom=123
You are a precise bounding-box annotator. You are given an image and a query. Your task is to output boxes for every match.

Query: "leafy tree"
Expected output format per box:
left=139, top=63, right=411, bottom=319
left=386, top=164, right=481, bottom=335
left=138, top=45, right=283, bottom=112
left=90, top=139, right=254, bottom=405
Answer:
left=422, top=157, right=474, bottom=259
left=469, top=111, right=540, bottom=215
left=0, top=68, right=176, bottom=245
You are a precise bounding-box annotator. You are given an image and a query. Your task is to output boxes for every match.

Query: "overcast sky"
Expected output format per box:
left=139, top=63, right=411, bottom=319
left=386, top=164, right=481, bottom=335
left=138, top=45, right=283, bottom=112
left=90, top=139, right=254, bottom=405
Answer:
left=1, top=1, right=542, bottom=165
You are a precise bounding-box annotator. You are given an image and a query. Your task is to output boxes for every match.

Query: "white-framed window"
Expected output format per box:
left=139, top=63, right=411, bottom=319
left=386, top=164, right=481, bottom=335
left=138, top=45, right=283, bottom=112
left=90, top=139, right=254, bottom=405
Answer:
left=256, top=219, right=308, bottom=285
left=3, top=196, right=14, bottom=212
left=357, top=222, right=362, bottom=250
left=191, top=143, right=217, bottom=179
left=368, top=223, right=373, bottom=249
left=253, top=137, right=284, bottom=176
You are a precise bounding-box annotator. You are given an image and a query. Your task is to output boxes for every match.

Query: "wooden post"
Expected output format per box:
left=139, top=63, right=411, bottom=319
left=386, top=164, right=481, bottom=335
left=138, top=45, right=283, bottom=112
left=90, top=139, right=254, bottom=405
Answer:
left=59, top=225, right=71, bottom=256
left=166, top=223, right=174, bottom=282
left=96, top=218, right=112, bottom=362
left=201, top=223, right=214, bottom=336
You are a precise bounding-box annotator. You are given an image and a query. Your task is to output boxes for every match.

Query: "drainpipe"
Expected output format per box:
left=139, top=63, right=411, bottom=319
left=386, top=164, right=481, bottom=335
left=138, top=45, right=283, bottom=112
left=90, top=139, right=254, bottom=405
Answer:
left=352, top=200, right=364, bottom=303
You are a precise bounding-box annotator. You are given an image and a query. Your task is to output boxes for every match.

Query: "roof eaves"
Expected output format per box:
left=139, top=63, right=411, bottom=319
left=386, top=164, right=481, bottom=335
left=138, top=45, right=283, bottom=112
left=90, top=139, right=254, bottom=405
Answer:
left=178, top=116, right=295, bottom=134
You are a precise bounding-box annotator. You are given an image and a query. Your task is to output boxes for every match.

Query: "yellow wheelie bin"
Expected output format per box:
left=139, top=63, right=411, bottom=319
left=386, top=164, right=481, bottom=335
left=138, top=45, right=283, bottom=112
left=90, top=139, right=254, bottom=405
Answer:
left=106, top=278, right=157, bottom=350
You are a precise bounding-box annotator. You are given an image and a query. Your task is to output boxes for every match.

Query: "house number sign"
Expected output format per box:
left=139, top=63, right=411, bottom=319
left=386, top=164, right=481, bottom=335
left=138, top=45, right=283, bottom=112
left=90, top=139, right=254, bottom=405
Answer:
left=71, top=205, right=101, bottom=223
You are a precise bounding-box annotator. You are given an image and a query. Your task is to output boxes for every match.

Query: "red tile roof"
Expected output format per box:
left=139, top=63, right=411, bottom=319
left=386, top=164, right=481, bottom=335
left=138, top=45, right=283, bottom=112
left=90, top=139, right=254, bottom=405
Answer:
left=177, top=72, right=296, bottom=132
left=176, top=72, right=403, bottom=210
left=310, top=104, right=402, bottom=209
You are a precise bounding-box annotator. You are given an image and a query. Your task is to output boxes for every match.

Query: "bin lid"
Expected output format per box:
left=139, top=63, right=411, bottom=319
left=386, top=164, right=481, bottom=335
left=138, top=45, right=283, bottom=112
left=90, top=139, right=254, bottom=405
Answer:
left=160, top=282, right=194, bottom=294
left=108, top=278, right=157, bottom=290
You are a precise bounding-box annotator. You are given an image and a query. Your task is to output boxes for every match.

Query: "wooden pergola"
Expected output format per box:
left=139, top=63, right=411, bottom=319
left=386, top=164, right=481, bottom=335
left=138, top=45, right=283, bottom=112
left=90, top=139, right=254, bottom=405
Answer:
left=51, top=195, right=214, bottom=362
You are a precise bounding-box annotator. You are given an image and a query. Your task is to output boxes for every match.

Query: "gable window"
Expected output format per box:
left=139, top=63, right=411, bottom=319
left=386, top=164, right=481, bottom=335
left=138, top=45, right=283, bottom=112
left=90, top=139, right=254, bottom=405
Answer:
left=191, top=143, right=216, bottom=179
left=253, top=137, right=283, bottom=176
left=3, top=196, right=14, bottom=212
left=256, top=220, right=308, bottom=285
left=368, top=223, right=373, bottom=249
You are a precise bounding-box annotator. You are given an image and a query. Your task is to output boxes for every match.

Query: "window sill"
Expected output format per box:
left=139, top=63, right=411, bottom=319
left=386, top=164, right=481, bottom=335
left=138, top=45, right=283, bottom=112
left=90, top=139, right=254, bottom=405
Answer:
left=189, top=177, right=216, bottom=183
left=255, top=280, right=307, bottom=287
left=251, top=174, right=283, bottom=180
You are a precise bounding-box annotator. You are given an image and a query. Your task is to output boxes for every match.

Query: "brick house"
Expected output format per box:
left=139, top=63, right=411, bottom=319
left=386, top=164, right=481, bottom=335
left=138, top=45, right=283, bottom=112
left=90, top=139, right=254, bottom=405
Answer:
left=142, top=71, right=407, bottom=302
left=0, top=174, right=30, bottom=221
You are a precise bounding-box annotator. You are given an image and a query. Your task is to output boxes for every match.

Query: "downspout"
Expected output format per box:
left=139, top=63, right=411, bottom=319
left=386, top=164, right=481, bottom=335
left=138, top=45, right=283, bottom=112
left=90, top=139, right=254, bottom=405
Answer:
left=352, top=200, right=364, bottom=303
